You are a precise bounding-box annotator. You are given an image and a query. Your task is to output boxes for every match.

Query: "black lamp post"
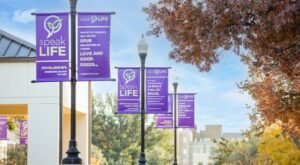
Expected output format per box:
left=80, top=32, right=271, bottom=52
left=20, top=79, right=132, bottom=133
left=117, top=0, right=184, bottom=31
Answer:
left=62, top=0, right=82, bottom=164
left=137, top=35, right=148, bottom=165
left=172, top=82, right=178, bottom=165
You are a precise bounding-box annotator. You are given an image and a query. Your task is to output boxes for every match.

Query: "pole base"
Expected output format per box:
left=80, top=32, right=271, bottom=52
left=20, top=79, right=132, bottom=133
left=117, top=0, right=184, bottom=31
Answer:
left=172, top=159, right=178, bottom=165
left=138, top=152, right=147, bottom=165
left=62, top=140, right=82, bottom=164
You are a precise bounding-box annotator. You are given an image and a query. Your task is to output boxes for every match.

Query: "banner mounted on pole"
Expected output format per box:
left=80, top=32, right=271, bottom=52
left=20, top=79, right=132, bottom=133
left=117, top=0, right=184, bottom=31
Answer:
left=117, top=67, right=141, bottom=114
left=178, top=93, right=195, bottom=128
left=35, top=13, right=69, bottom=81
left=0, top=116, right=7, bottom=140
left=146, top=67, right=168, bottom=114
left=77, top=13, right=112, bottom=81
left=20, top=120, right=28, bottom=145
left=156, top=94, right=173, bottom=128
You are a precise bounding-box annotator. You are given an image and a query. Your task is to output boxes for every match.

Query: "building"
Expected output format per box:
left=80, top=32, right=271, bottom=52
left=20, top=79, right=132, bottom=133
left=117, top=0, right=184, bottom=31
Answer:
left=177, top=125, right=244, bottom=165
left=0, top=29, right=91, bottom=165
left=191, top=125, right=243, bottom=165
left=177, top=129, right=194, bottom=165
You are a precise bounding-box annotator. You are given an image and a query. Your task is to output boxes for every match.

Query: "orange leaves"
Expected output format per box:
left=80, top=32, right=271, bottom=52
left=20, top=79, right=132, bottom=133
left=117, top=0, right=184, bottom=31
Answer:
left=241, top=73, right=300, bottom=138
left=144, top=0, right=300, bottom=137
left=144, top=0, right=300, bottom=78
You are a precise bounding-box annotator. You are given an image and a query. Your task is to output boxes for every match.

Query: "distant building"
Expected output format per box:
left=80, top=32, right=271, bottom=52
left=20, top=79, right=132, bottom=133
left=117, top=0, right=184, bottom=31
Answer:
left=177, top=125, right=244, bottom=165
left=177, top=129, right=193, bottom=165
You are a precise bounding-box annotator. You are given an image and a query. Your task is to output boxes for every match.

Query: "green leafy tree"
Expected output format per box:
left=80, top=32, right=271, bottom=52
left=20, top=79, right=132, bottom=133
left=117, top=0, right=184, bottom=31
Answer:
left=91, top=144, right=107, bottom=165
left=92, top=94, right=172, bottom=165
left=210, top=137, right=257, bottom=165
left=210, top=138, right=234, bottom=165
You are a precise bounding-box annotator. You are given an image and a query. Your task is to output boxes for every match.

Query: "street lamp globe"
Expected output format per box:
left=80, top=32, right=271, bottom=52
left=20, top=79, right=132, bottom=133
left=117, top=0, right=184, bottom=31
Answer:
left=137, top=35, right=148, bottom=54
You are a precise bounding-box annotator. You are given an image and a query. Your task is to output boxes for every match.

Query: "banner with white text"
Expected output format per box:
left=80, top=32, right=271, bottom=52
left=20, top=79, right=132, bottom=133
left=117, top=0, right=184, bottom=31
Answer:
left=156, top=94, right=173, bottom=128
left=77, top=13, right=111, bottom=80
left=117, top=68, right=140, bottom=114
left=36, top=13, right=69, bottom=81
left=178, top=93, right=195, bottom=128
left=146, top=67, right=168, bottom=114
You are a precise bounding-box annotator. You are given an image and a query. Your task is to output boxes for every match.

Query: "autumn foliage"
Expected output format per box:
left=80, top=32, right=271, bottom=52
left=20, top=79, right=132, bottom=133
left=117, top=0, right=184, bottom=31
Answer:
left=144, top=0, right=300, bottom=137
left=255, top=123, right=300, bottom=164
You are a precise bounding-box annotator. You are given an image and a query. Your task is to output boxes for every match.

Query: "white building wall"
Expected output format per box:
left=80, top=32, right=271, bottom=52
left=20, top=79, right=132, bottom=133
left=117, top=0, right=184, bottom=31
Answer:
left=0, top=62, right=89, bottom=164
left=28, top=103, right=60, bottom=165
left=0, top=62, right=60, bottom=165
left=190, top=140, right=216, bottom=165
left=178, top=129, right=193, bottom=165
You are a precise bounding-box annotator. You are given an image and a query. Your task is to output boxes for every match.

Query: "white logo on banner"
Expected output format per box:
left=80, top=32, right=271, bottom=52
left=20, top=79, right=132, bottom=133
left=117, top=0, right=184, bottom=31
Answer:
left=44, top=15, right=63, bottom=38
left=123, top=69, right=136, bottom=84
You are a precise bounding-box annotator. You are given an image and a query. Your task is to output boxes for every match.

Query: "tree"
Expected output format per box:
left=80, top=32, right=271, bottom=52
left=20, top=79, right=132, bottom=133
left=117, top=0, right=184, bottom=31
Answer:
left=92, top=94, right=173, bottom=165
left=241, top=75, right=300, bottom=138
left=210, top=137, right=257, bottom=165
left=144, top=0, right=300, bottom=138
left=91, top=144, right=107, bottom=165
left=254, top=123, right=300, bottom=164
left=4, top=145, right=27, bottom=165
left=210, top=138, right=235, bottom=165
left=144, top=0, right=300, bottom=76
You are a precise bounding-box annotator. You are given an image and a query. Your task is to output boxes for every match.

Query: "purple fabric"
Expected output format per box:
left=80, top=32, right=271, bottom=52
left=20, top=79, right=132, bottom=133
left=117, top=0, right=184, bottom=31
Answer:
left=20, top=120, right=28, bottom=144
left=145, top=68, right=168, bottom=114
left=0, top=116, right=7, bottom=140
left=178, top=93, right=195, bottom=128
left=36, top=13, right=69, bottom=81
left=117, top=68, right=140, bottom=114
left=156, top=94, right=173, bottom=128
left=77, top=13, right=111, bottom=80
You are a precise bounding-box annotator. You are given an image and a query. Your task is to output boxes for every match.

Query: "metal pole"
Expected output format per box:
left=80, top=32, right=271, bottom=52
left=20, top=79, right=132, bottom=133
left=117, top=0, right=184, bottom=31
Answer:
left=172, top=82, right=178, bottom=165
left=59, top=82, right=63, bottom=164
left=138, top=52, right=147, bottom=165
left=62, top=0, right=82, bottom=164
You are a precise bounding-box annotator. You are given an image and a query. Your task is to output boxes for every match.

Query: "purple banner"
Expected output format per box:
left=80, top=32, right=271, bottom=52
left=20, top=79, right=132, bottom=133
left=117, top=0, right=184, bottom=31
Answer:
left=146, top=68, right=168, bottom=114
left=178, top=93, right=195, bottom=128
left=20, top=120, right=28, bottom=145
left=77, top=13, right=111, bottom=80
left=36, top=13, right=69, bottom=81
left=0, top=116, right=7, bottom=140
left=156, top=94, right=173, bottom=128
left=117, top=68, right=140, bottom=114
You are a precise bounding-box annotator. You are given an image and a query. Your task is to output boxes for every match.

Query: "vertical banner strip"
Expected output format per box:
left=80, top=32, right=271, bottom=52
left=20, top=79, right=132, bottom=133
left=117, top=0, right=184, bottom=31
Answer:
left=36, top=13, right=69, bottom=81
left=0, top=116, right=7, bottom=140
left=146, top=67, right=168, bottom=114
left=178, top=93, right=195, bottom=128
left=156, top=94, right=173, bottom=128
left=20, top=120, right=28, bottom=144
left=77, top=13, right=112, bottom=81
left=117, top=68, right=141, bottom=114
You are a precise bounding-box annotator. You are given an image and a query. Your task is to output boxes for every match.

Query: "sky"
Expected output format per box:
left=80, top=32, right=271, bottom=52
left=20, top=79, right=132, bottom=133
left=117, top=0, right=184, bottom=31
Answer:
left=0, top=0, right=254, bottom=133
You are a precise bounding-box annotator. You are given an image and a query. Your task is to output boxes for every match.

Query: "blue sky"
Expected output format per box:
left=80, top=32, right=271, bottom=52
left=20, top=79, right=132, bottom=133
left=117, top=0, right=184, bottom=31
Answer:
left=0, top=0, right=253, bottom=132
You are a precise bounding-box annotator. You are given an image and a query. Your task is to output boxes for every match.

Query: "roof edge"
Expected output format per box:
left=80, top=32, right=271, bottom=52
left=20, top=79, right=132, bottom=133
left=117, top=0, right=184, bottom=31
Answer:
left=0, top=57, right=35, bottom=63
left=0, top=29, right=35, bottom=50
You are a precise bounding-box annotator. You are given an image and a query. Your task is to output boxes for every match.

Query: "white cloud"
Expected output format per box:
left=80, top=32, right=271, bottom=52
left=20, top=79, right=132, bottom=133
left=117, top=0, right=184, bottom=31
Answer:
left=12, top=8, right=36, bottom=24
